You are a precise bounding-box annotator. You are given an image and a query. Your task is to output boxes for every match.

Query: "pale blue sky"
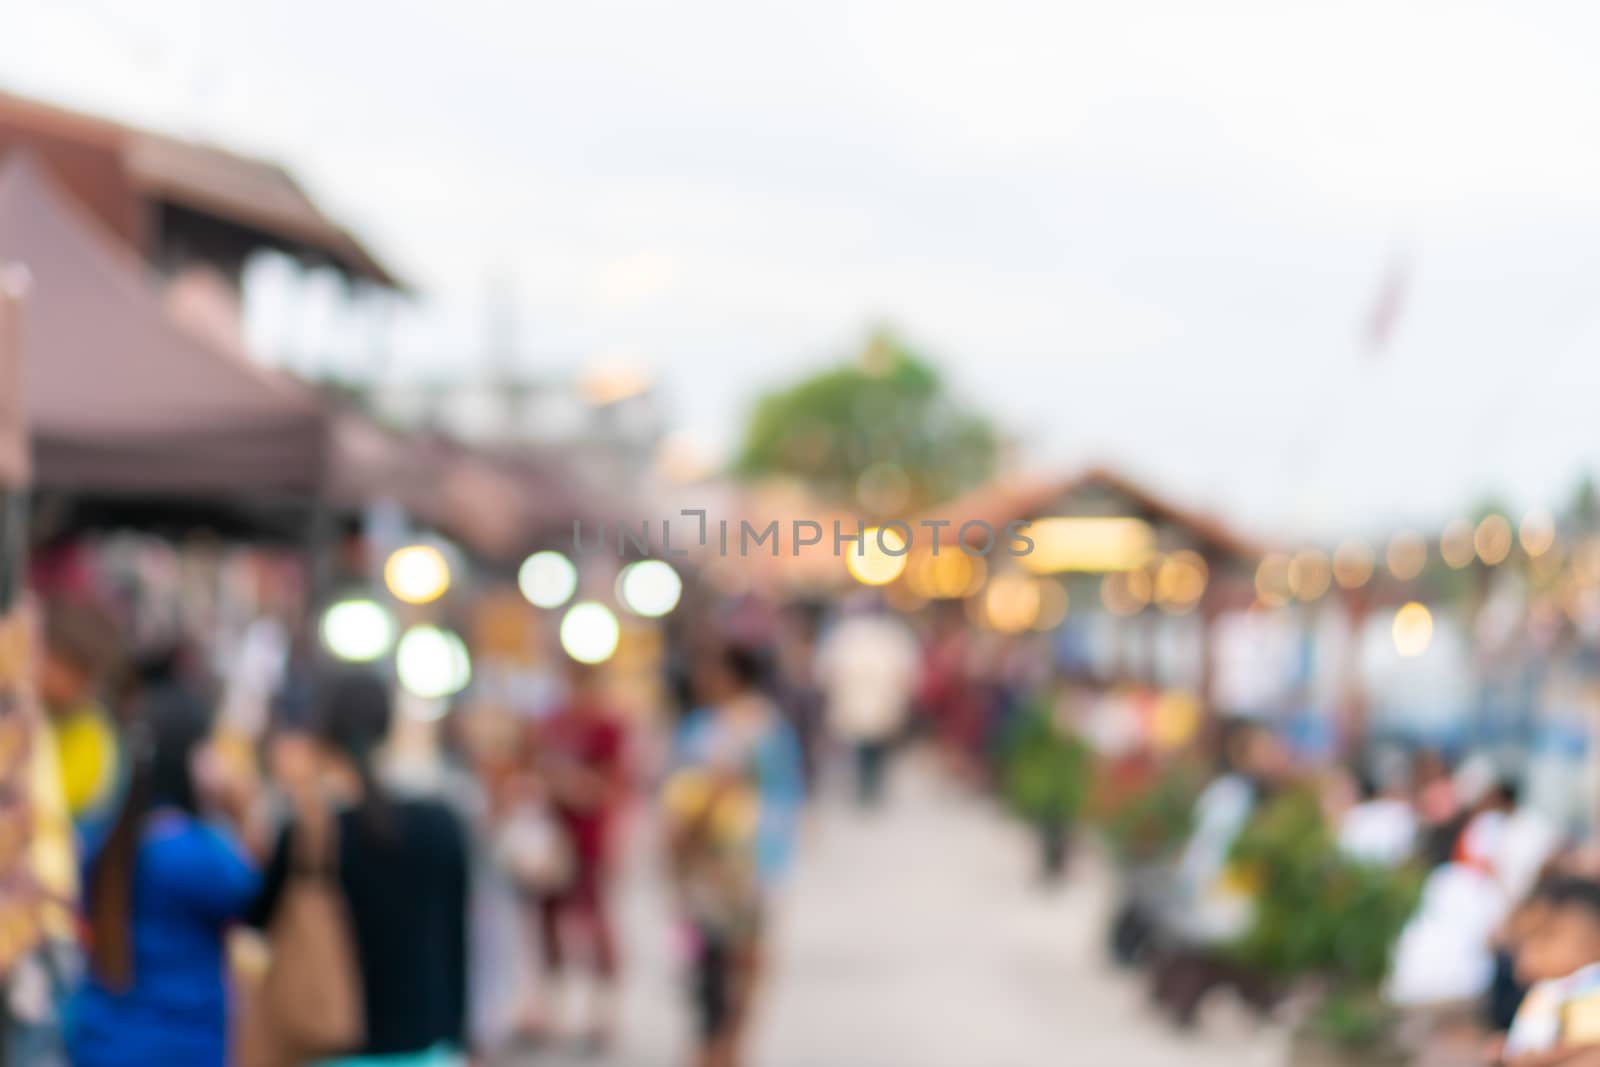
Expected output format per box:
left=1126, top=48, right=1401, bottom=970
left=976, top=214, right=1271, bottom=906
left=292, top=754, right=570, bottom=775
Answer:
left=6, top=0, right=1600, bottom=537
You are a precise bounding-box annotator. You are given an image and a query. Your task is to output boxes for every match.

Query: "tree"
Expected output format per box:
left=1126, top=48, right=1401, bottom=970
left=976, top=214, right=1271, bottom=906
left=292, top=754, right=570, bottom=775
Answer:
left=733, top=329, right=997, bottom=514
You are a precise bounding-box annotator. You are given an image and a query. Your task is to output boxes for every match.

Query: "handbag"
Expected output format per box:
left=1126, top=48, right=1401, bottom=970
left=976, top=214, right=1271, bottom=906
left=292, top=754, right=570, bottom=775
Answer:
left=493, top=801, right=574, bottom=896
left=240, top=806, right=365, bottom=1067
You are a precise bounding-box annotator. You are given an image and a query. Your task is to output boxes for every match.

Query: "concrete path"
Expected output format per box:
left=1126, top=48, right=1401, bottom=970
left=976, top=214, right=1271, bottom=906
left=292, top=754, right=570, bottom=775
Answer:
left=507, top=756, right=1287, bottom=1067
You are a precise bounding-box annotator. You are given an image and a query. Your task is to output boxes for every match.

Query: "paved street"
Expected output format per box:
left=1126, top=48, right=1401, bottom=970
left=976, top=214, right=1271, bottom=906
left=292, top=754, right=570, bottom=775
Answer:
left=510, top=756, right=1287, bottom=1067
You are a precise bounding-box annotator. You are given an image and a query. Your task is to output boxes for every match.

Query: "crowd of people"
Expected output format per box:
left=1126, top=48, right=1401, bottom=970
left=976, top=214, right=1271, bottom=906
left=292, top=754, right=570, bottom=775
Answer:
left=5, top=583, right=1050, bottom=1067
left=1099, top=710, right=1600, bottom=1065
left=26, top=575, right=1600, bottom=1067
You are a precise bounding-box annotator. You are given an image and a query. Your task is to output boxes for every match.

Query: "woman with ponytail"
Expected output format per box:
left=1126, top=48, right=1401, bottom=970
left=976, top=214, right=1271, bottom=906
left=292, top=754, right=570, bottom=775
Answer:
left=250, top=668, right=470, bottom=1067
left=67, top=683, right=262, bottom=1067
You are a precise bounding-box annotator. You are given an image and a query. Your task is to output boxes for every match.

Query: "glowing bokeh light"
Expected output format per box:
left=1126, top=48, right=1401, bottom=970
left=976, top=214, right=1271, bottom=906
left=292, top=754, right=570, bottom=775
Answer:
left=1288, top=549, right=1331, bottom=601
left=319, top=598, right=396, bottom=663
left=1254, top=553, right=1292, bottom=607
left=617, top=560, right=683, bottom=617
left=844, top=526, right=910, bottom=586
left=1016, top=517, right=1154, bottom=574
left=560, top=601, right=621, bottom=664
left=395, top=625, right=472, bottom=699
left=1519, top=510, right=1556, bottom=558
left=906, top=549, right=982, bottom=600
left=1392, top=602, right=1434, bottom=658
left=1033, top=580, right=1069, bottom=631
left=984, top=572, right=1042, bottom=634
left=1332, top=540, right=1375, bottom=589
left=1155, top=550, right=1209, bottom=613
left=1440, top=519, right=1476, bottom=570
left=1475, top=514, right=1513, bottom=566
left=384, top=544, right=451, bottom=605
left=1102, top=569, right=1152, bottom=616
left=518, top=551, right=579, bottom=609
left=1385, top=531, right=1427, bottom=582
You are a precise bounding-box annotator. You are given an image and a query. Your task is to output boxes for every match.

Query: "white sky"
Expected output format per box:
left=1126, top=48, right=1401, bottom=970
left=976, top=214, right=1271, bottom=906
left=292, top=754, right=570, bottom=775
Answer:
left=6, top=0, right=1600, bottom=538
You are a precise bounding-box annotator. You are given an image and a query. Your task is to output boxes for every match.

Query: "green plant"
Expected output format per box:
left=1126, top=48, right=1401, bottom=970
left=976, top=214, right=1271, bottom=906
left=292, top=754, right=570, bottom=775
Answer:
left=1226, top=787, right=1424, bottom=1052
left=1089, top=758, right=1205, bottom=865
left=1305, top=987, right=1398, bottom=1049
left=1000, top=697, right=1092, bottom=825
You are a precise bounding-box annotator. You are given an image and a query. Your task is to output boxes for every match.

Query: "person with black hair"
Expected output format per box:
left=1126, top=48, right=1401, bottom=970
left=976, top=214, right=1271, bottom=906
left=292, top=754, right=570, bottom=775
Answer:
left=1337, top=759, right=1417, bottom=868
left=249, top=669, right=470, bottom=1067
left=66, top=683, right=261, bottom=1067
left=519, top=659, right=629, bottom=1052
left=665, top=641, right=805, bottom=1067
left=1503, top=878, right=1600, bottom=1063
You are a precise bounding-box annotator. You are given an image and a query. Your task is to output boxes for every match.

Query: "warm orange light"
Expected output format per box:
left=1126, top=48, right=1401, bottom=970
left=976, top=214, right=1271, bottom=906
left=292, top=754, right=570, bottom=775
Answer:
left=1392, top=602, right=1434, bottom=657
left=1033, top=580, right=1069, bottom=631
left=845, top=526, right=910, bottom=586
left=984, top=573, right=1042, bottom=634
left=1332, top=540, right=1374, bottom=589
left=1519, top=510, right=1556, bottom=558
left=906, top=549, right=982, bottom=600
left=1017, top=517, right=1155, bottom=574
left=1386, top=531, right=1427, bottom=581
left=1288, top=549, right=1331, bottom=601
left=1440, top=519, right=1475, bottom=569
left=1156, top=550, right=1209, bottom=613
left=1475, top=514, right=1512, bottom=566
left=1102, top=569, right=1152, bottom=616
left=1254, top=553, right=1291, bottom=607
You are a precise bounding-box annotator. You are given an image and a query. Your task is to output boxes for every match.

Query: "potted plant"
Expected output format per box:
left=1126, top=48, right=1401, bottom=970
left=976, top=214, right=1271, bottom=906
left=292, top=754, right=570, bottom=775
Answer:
left=1224, top=788, right=1423, bottom=1066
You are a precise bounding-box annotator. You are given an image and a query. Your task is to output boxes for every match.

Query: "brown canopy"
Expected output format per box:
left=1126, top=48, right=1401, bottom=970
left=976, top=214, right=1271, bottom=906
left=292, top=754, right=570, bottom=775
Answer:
left=327, top=412, right=536, bottom=562
left=0, top=153, right=557, bottom=560
left=0, top=152, right=329, bottom=496
left=0, top=267, right=25, bottom=488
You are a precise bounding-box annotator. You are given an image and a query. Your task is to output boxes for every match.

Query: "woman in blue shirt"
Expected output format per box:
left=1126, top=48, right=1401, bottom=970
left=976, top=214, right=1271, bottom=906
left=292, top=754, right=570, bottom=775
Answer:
left=68, top=684, right=260, bottom=1067
left=667, top=642, right=805, bottom=1067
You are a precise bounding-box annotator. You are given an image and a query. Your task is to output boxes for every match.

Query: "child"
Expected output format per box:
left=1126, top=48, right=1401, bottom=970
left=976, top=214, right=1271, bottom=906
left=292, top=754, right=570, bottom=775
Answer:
left=1503, top=878, right=1600, bottom=1064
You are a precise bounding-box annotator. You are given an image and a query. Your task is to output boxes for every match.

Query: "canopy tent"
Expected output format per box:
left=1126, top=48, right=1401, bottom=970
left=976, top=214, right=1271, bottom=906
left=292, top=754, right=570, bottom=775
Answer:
left=0, top=266, right=25, bottom=490
left=327, top=412, right=538, bottom=563
left=0, top=152, right=572, bottom=564
left=0, top=152, right=329, bottom=497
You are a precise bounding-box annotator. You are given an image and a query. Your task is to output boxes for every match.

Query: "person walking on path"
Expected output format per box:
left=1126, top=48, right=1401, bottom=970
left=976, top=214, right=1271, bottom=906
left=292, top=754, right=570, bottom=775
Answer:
left=250, top=670, right=471, bottom=1067
left=815, top=601, right=919, bottom=809
left=666, top=642, right=805, bottom=1067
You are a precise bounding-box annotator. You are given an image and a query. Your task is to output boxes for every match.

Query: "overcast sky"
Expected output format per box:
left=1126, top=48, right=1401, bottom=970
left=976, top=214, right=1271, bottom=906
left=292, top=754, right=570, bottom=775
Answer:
left=6, top=1, right=1600, bottom=539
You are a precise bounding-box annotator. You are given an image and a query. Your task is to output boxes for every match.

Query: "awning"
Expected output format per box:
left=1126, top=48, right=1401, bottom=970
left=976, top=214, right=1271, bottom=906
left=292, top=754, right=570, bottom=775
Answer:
left=0, top=152, right=329, bottom=497
left=0, top=266, right=25, bottom=488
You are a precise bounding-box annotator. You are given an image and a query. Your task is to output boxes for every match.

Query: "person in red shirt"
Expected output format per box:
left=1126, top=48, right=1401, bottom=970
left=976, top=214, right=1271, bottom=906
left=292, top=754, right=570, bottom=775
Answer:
left=525, top=661, right=629, bottom=1051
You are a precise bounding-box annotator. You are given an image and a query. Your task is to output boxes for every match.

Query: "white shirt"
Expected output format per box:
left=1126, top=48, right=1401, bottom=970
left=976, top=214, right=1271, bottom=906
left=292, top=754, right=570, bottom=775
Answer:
left=816, top=615, right=921, bottom=743
left=1338, top=798, right=1418, bottom=868
left=1387, top=863, right=1509, bottom=1006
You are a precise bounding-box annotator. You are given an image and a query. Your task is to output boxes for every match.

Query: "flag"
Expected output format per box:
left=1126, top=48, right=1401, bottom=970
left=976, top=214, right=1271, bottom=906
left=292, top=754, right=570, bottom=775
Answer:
left=1365, top=250, right=1410, bottom=354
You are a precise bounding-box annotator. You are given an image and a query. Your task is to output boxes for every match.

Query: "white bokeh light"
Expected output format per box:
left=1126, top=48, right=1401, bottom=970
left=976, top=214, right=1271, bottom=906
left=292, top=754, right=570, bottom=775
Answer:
left=518, top=550, right=579, bottom=609
left=319, top=598, right=396, bottom=663
left=617, top=560, right=683, bottom=618
left=395, top=624, right=472, bottom=699
left=560, top=601, right=621, bottom=665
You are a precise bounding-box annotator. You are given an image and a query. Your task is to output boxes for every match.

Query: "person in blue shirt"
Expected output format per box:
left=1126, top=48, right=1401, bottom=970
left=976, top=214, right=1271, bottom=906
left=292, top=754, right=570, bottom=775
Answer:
left=666, top=641, right=805, bottom=1067
left=67, top=683, right=260, bottom=1067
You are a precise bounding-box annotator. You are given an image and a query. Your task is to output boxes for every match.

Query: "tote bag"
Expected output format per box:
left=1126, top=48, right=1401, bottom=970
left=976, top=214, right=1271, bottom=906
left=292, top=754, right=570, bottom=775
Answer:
left=240, top=808, right=365, bottom=1067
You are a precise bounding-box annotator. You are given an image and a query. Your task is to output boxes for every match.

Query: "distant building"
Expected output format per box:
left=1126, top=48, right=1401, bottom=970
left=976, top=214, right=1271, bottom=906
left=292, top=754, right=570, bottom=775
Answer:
left=363, top=372, right=666, bottom=505
left=0, top=90, right=399, bottom=291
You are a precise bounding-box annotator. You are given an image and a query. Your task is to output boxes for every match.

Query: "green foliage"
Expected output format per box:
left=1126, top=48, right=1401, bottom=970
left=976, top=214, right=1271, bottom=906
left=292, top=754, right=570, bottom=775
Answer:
left=1303, top=987, right=1402, bottom=1052
left=1000, top=697, right=1092, bottom=824
left=1089, top=758, right=1205, bottom=865
left=733, top=328, right=998, bottom=512
left=1227, top=788, right=1423, bottom=989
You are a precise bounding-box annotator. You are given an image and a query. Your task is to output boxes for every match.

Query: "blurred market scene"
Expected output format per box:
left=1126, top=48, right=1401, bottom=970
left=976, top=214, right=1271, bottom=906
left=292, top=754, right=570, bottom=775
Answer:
left=5, top=6, right=1600, bottom=1067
